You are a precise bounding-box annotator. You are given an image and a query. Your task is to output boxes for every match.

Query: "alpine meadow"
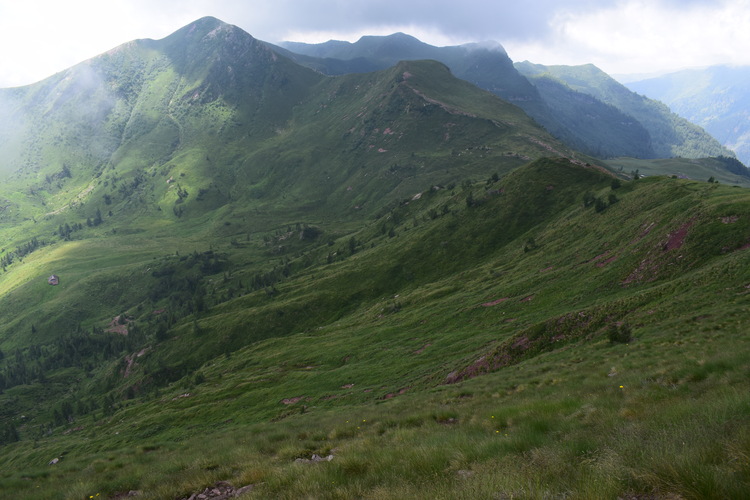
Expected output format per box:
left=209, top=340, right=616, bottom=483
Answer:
left=1, top=16, right=750, bottom=500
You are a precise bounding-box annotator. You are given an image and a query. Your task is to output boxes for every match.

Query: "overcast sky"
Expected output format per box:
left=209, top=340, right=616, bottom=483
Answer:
left=1, top=0, right=749, bottom=87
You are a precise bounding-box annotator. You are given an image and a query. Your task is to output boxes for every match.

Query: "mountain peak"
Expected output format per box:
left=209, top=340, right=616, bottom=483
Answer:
left=459, top=40, right=507, bottom=54
left=356, top=32, right=421, bottom=44
left=179, top=16, right=228, bottom=34
left=159, top=16, right=251, bottom=45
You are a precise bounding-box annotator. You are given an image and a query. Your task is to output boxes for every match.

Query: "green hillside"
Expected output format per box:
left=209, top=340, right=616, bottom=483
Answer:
left=278, top=35, right=735, bottom=162
left=606, top=156, right=750, bottom=186
left=1, top=17, right=750, bottom=500
left=627, top=65, right=750, bottom=165
left=516, top=62, right=736, bottom=160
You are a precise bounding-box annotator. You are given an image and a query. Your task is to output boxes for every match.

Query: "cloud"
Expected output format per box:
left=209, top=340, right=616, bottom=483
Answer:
left=0, top=0, right=204, bottom=87
left=242, top=0, right=600, bottom=44
left=505, top=0, right=750, bottom=74
left=0, top=0, right=747, bottom=87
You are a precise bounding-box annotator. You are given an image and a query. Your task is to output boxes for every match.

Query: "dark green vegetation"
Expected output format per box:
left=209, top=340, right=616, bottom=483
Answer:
left=627, top=65, right=750, bottom=165
left=277, top=34, right=736, bottom=162
left=514, top=62, right=735, bottom=160
left=1, top=17, right=750, bottom=500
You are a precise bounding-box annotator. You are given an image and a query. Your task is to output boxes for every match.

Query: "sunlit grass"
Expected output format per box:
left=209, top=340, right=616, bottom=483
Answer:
left=2, top=162, right=750, bottom=498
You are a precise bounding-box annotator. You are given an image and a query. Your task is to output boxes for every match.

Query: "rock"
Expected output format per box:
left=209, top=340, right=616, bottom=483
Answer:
left=109, top=490, right=142, bottom=499
left=457, top=469, right=474, bottom=479
left=235, top=485, right=254, bottom=496
left=178, top=481, right=253, bottom=500
left=296, top=454, right=334, bottom=463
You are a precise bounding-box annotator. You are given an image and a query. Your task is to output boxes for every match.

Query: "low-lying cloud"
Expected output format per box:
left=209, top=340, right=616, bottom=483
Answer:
left=0, top=0, right=745, bottom=87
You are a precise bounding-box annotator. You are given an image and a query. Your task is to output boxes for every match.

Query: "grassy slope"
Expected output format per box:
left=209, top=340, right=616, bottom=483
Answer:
left=626, top=65, right=750, bottom=165
left=1, top=19, right=749, bottom=499
left=1, top=159, right=750, bottom=499
left=0, top=54, right=584, bottom=349
left=515, top=62, right=736, bottom=160
left=606, top=157, right=750, bottom=186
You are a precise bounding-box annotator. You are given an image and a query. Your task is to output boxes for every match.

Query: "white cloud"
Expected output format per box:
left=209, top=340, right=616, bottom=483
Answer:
left=0, top=0, right=203, bottom=87
left=506, top=0, right=750, bottom=75
left=1, top=0, right=749, bottom=87
left=280, top=25, right=470, bottom=47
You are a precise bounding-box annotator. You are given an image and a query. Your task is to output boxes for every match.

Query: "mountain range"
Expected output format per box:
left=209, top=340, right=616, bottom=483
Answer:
left=1, top=16, right=750, bottom=499
left=278, top=33, right=735, bottom=161
left=627, top=64, right=750, bottom=165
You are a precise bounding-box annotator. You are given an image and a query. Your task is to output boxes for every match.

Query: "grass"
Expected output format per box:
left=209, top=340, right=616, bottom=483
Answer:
left=2, top=31, right=750, bottom=497
left=606, top=157, right=750, bottom=186
left=3, top=340, right=748, bottom=499
left=2, top=162, right=750, bottom=497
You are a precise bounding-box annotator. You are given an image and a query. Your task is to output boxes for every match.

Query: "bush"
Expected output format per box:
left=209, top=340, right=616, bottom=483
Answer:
left=594, top=198, right=608, bottom=213
left=607, top=323, right=633, bottom=344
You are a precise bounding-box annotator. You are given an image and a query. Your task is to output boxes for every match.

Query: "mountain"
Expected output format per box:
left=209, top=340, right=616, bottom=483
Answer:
left=0, top=19, right=585, bottom=228
left=2, top=17, right=750, bottom=499
left=0, top=16, right=590, bottom=402
left=515, top=62, right=737, bottom=160
left=277, top=33, right=540, bottom=103
left=278, top=35, right=735, bottom=163
left=627, top=65, right=750, bottom=165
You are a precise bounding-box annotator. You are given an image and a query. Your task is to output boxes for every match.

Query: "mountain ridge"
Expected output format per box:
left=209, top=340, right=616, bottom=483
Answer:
left=279, top=34, right=737, bottom=162
left=1, top=17, right=750, bottom=499
left=0, top=18, right=593, bottom=228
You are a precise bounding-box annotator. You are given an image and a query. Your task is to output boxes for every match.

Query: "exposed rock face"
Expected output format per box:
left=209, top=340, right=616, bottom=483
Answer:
left=178, top=481, right=253, bottom=499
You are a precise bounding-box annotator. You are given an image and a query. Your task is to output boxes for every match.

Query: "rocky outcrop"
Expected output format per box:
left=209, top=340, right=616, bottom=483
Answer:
left=178, top=481, right=253, bottom=499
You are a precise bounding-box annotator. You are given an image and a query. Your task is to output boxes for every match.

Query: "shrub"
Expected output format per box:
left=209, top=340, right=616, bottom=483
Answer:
left=607, top=323, right=633, bottom=344
left=594, top=198, right=608, bottom=213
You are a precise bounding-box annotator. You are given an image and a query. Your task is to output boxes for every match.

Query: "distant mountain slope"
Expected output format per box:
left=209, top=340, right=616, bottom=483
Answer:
left=277, top=35, right=638, bottom=158
left=277, top=33, right=543, bottom=110
left=278, top=35, right=732, bottom=161
left=519, top=74, right=656, bottom=158
left=515, top=62, right=736, bottom=160
left=627, top=65, right=750, bottom=165
left=1, top=18, right=586, bottom=230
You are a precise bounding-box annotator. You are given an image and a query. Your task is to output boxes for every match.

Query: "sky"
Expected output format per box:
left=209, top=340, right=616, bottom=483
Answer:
left=1, top=0, right=750, bottom=87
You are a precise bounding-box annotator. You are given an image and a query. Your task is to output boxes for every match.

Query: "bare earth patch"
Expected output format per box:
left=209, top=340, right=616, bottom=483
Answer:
left=482, top=297, right=509, bottom=307
left=596, top=254, right=618, bottom=268
left=413, top=343, right=431, bottom=354
left=105, top=315, right=131, bottom=335
left=281, top=396, right=305, bottom=405
left=624, top=219, right=695, bottom=284
left=663, top=219, right=695, bottom=251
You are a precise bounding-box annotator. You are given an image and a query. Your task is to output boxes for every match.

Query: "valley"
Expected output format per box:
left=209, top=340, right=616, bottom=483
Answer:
left=1, top=16, right=749, bottom=500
